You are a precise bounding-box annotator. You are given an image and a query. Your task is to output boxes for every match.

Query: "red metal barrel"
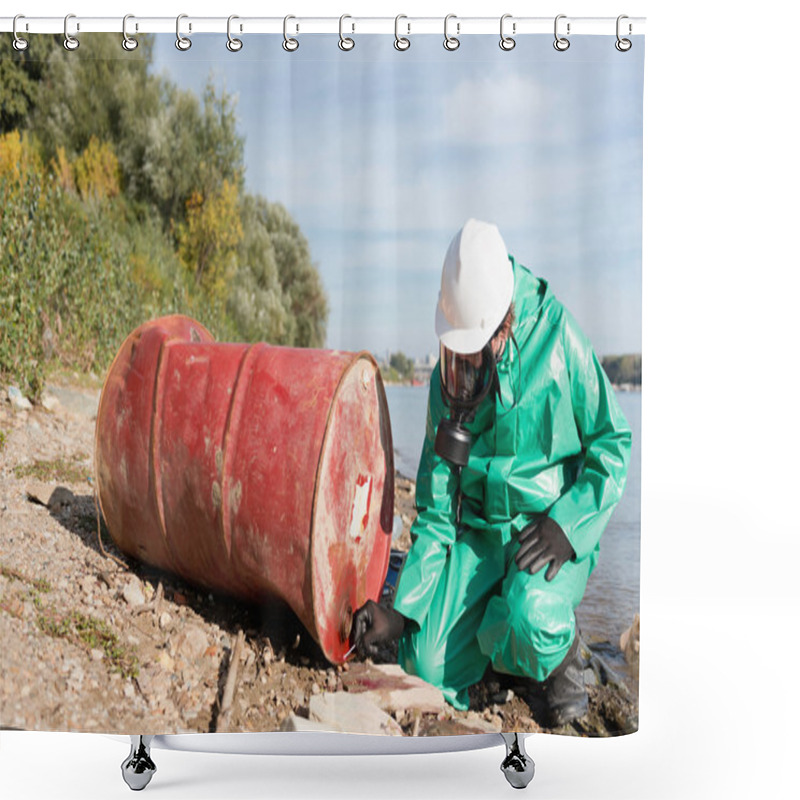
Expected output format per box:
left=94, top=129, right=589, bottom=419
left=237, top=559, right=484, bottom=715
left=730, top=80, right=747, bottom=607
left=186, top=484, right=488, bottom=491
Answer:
left=94, top=315, right=394, bottom=663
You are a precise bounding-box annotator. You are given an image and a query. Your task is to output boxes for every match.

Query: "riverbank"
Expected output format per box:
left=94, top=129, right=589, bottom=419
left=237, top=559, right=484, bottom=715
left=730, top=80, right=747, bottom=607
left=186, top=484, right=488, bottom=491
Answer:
left=1, top=383, right=637, bottom=737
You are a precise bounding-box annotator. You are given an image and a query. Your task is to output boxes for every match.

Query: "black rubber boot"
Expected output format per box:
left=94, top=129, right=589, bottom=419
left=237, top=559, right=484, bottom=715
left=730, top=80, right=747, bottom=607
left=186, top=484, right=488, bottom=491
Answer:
left=544, top=635, right=588, bottom=727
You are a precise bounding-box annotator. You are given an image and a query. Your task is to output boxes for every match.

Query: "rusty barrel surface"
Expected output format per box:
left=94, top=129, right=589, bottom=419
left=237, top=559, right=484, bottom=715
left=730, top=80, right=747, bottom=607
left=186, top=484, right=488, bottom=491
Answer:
left=95, top=315, right=394, bottom=663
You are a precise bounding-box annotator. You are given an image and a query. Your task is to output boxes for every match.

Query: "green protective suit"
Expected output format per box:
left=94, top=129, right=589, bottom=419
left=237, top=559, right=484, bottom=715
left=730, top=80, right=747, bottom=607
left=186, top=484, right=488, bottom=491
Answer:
left=393, top=257, right=632, bottom=710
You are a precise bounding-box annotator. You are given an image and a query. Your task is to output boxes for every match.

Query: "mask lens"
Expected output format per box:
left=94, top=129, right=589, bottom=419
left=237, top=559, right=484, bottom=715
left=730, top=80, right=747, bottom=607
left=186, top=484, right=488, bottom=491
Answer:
left=440, top=343, right=491, bottom=404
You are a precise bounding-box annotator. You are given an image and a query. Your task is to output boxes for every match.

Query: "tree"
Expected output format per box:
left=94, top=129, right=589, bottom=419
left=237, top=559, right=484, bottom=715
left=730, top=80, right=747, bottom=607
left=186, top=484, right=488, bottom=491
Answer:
left=138, top=80, right=244, bottom=229
left=31, top=34, right=157, bottom=167
left=601, top=354, right=642, bottom=385
left=176, top=179, right=243, bottom=297
left=1, top=32, right=327, bottom=386
left=227, top=196, right=328, bottom=348
left=268, top=203, right=328, bottom=348
left=28, top=36, right=244, bottom=235
left=73, top=137, right=120, bottom=201
left=0, top=36, right=61, bottom=134
left=227, top=194, right=292, bottom=343
left=390, top=352, right=415, bottom=381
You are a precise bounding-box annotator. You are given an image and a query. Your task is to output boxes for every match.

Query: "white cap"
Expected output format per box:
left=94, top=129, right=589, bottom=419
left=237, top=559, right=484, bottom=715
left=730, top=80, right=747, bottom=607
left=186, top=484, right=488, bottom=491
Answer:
left=435, top=219, right=514, bottom=354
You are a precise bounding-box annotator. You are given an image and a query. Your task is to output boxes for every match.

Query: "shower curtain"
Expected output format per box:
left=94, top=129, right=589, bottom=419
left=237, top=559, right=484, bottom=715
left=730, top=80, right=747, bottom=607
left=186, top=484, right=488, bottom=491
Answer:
left=0, top=25, right=643, bottom=739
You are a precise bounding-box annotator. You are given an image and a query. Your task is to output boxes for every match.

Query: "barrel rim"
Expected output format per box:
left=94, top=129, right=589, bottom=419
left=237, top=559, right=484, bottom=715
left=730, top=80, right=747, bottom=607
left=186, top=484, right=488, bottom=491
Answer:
left=307, top=350, right=395, bottom=663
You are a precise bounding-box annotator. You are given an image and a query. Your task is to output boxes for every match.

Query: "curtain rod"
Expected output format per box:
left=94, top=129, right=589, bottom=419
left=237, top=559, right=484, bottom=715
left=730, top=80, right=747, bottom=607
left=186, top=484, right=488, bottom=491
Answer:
left=0, top=16, right=645, bottom=37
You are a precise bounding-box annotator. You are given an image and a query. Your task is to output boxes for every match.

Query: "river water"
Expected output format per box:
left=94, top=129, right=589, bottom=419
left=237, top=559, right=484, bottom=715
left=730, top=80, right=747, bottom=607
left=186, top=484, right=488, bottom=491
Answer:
left=384, top=385, right=641, bottom=651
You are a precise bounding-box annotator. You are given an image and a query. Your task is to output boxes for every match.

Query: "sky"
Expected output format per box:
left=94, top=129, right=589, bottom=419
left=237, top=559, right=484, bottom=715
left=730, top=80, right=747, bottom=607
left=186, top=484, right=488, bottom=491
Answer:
left=151, top=33, right=643, bottom=360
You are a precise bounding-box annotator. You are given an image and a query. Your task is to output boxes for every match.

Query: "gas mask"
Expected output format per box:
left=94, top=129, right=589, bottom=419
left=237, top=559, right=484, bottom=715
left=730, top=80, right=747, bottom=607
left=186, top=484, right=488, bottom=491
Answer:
left=434, top=342, right=498, bottom=467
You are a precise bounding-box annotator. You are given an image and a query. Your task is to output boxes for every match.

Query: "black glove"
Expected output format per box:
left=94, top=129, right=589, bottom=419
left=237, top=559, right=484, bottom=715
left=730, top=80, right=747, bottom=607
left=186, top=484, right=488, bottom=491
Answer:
left=352, top=600, right=405, bottom=658
left=515, top=517, right=576, bottom=581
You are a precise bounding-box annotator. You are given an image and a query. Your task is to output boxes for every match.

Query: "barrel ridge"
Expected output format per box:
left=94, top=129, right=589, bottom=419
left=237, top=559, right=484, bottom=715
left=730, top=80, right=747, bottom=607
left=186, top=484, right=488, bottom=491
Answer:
left=219, top=342, right=260, bottom=565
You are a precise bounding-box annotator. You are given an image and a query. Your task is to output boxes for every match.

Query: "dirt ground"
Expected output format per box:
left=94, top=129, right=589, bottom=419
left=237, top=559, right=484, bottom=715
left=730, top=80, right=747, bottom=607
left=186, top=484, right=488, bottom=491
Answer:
left=0, top=380, right=637, bottom=737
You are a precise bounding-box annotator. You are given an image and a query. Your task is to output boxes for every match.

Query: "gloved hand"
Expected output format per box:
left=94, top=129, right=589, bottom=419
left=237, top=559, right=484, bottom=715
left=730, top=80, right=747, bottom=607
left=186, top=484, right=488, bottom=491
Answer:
left=352, top=600, right=406, bottom=658
left=515, top=517, right=576, bottom=581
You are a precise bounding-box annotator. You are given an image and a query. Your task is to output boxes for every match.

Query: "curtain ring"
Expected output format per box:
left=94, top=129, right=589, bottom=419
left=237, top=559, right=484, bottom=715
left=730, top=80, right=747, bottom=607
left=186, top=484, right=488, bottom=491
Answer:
left=64, top=13, right=79, bottom=51
left=12, top=15, right=29, bottom=52
left=176, top=14, right=192, bottom=51
left=499, top=14, right=516, bottom=51
left=339, top=14, right=355, bottom=51
left=226, top=15, right=243, bottom=52
left=443, top=14, right=460, bottom=51
left=122, top=15, right=138, bottom=51
left=283, top=15, right=299, bottom=51
left=553, top=14, right=570, bottom=51
left=394, top=14, right=410, bottom=51
left=615, top=15, right=632, bottom=52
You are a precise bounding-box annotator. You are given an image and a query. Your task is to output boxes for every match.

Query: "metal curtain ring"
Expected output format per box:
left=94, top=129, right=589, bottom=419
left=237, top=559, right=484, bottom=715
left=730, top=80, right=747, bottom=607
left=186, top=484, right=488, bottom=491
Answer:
left=122, top=15, right=138, bottom=51
left=12, top=15, right=29, bottom=51
left=283, top=15, right=299, bottom=51
left=444, top=14, right=460, bottom=51
left=64, top=13, right=79, bottom=51
left=616, top=15, right=632, bottom=51
left=339, top=14, right=354, bottom=51
left=227, top=15, right=243, bottom=52
left=499, top=14, right=516, bottom=51
left=394, top=14, right=410, bottom=51
left=553, top=14, right=570, bottom=51
left=176, top=14, right=192, bottom=51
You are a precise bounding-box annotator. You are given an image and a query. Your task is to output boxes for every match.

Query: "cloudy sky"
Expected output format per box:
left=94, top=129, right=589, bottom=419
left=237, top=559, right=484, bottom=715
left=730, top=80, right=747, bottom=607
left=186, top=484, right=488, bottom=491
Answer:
left=152, top=33, right=643, bottom=360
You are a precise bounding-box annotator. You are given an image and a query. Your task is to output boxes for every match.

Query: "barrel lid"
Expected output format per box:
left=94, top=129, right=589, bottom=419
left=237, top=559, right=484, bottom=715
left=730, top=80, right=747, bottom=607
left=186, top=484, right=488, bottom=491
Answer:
left=310, top=354, right=394, bottom=663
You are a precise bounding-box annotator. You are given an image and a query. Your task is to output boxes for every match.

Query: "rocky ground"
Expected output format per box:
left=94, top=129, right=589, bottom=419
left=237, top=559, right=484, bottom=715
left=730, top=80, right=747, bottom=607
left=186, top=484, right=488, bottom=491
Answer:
left=0, top=380, right=638, bottom=737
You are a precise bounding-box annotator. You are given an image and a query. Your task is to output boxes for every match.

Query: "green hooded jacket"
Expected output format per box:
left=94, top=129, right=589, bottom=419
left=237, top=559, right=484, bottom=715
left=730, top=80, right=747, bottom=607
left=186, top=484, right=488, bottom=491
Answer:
left=393, top=257, right=632, bottom=629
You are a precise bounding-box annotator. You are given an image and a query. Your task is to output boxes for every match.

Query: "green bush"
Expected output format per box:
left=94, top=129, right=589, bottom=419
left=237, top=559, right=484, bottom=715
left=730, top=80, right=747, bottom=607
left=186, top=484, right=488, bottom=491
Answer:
left=0, top=39, right=328, bottom=398
left=0, top=131, right=236, bottom=398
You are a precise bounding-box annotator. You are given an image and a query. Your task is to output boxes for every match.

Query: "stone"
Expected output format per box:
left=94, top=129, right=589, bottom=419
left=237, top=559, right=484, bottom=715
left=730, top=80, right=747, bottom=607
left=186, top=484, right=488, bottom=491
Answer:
left=280, top=715, right=342, bottom=733
left=173, top=625, right=209, bottom=660
left=292, top=688, right=306, bottom=707
left=69, top=665, right=84, bottom=684
left=464, top=712, right=504, bottom=733
left=159, top=612, right=172, bottom=630
left=41, top=394, right=60, bottom=412
left=47, top=487, right=74, bottom=513
left=90, top=649, right=104, bottom=662
left=308, top=692, right=403, bottom=736
left=157, top=652, right=175, bottom=672
left=426, top=715, right=502, bottom=735
left=7, top=386, right=33, bottom=411
left=121, top=579, right=145, bottom=607
left=340, top=662, right=446, bottom=715
left=620, top=614, right=640, bottom=664
left=43, top=385, right=100, bottom=419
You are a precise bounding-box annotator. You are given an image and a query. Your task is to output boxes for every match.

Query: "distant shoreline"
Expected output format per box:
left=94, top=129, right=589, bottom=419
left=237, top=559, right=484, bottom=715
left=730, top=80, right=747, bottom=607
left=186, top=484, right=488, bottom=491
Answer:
left=383, top=380, right=643, bottom=391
